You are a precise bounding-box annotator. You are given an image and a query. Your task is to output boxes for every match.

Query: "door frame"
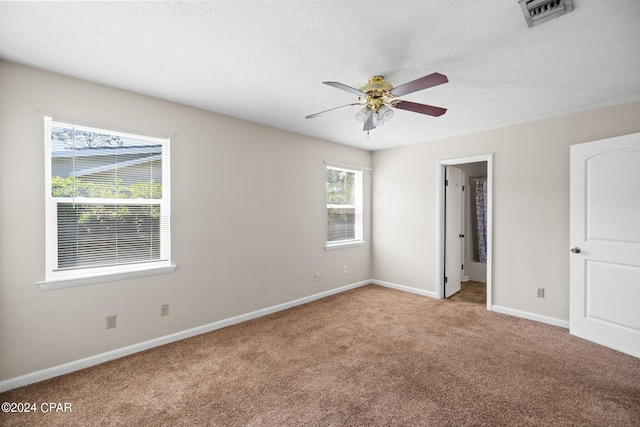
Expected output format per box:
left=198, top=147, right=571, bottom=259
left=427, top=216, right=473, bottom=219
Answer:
left=436, top=154, right=493, bottom=310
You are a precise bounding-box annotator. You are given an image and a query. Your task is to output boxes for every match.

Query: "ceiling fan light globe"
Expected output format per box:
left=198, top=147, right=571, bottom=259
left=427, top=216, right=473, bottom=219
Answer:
left=378, top=105, right=394, bottom=122
left=373, top=112, right=385, bottom=126
left=355, top=107, right=370, bottom=123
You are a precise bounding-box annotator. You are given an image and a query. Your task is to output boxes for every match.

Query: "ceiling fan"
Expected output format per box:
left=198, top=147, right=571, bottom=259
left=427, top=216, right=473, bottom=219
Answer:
left=305, top=73, right=448, bottom=132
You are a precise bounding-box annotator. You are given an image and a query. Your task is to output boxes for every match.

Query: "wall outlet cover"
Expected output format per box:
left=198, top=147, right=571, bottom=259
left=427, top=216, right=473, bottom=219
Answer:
left=106, top=315, right=117, bottom=329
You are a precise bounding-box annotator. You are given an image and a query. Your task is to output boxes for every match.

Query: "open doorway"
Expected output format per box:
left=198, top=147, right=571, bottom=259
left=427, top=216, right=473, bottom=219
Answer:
left=436, top=154, right=493, bottom=310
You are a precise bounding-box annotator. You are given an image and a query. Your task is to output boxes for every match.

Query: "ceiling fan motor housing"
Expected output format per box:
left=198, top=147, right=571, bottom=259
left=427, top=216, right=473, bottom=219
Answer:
left=359, top=76, right=392, bottom=93
left=359, top=76, right=394, bottom=112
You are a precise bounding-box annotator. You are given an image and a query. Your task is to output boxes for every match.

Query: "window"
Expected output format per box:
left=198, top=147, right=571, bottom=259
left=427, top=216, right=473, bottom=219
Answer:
left=326, top=164, right=363, bottom=248
left=42, top=118, right=173, bottom=287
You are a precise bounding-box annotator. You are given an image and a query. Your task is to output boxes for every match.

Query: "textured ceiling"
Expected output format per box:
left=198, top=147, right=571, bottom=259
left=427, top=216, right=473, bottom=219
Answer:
left=1, top=1, right=639, bottom=151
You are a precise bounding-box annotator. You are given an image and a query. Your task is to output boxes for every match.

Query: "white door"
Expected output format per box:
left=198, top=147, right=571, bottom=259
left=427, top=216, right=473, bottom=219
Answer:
left=445, top=166, right=464, bottom=297
left=570, top=132, right=640, bottom=358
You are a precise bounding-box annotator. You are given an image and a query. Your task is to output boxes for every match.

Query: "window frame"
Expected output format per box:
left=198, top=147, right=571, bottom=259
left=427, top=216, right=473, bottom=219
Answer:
left=39, top=117, right=175, bottom=290
left=325, top=164, right=364, bottom=250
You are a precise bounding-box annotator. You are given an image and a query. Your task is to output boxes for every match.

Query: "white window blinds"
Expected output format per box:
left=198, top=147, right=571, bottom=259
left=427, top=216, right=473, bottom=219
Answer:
left=44, top=118, right=171, bottom=281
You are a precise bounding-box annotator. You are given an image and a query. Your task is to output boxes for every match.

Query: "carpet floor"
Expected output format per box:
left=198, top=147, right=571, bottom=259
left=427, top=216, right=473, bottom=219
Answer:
left=1, top=284, right=639, bottom=426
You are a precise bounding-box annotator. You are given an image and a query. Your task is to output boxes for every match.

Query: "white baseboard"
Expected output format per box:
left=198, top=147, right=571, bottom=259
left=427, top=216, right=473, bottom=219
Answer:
left=371, top=279, right=438, bottom=299
left=1, top=279, right=569, bottom=393
left=491, top=305, right=569, bottom=329
left=370, top=280, right=569, bottom=329
left=0, top=280, right=370, bottom=393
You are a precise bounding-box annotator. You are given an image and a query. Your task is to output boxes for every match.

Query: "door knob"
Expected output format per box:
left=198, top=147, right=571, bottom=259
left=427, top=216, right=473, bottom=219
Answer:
left=571, top=247, right=581, bottom=253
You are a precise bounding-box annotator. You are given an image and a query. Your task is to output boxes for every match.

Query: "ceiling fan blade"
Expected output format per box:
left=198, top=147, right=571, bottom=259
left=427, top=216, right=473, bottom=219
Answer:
left=323, top=81, right=367, bottom=97
left=363, top=110, right=376, bottom=131
left=305, top=103, right=361, bottom=119
left=393, top=100, right=447, bottom=117
left=389, top=73, right=448, bottom=97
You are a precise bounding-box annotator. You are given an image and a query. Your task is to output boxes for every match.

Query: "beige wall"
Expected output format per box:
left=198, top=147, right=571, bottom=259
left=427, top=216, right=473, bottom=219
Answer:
left=372, top=101, right=640, bottom=321
left=2, top=59, right=640, bottom=384
left=0, top=62, right=372, bottom=380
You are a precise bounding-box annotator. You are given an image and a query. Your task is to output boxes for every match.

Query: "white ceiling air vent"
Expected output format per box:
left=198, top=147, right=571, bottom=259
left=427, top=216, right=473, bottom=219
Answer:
left=518, top=0, right=574, bottom=28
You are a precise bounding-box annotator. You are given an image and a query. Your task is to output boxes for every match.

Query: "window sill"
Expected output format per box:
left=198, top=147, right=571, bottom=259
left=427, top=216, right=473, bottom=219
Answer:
left=38, top=264, right=177, bottom=291
left=325, top=241, right=365, bottom=251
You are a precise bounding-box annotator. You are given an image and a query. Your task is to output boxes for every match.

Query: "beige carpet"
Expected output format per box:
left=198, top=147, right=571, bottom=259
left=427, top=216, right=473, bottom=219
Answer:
left=1, top=284, right=639, bottom=426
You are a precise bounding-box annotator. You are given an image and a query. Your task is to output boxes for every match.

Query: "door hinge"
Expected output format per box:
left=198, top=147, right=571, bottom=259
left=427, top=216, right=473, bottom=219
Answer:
left=462, top=185, right=465, bottom=191
left=445, top=179, right=448, bottom=186
left=461, top=264, right=464, bottom=270
left=444, top=276, right=448, bottom=284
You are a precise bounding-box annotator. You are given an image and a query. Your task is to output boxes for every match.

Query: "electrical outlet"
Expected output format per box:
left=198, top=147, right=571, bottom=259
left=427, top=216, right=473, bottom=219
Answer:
left=106, top=315, right=117, bottom=329
left=536, top=288, right=545, bottom=298
left=161, top=304, right=169, bottom=316
left=315, top=272, right=320, bottom=281
left=343, top=265, right=348, bottom=274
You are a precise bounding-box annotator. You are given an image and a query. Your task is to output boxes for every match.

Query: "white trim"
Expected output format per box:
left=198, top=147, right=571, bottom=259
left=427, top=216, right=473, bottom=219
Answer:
left=372, top=279, right=569, bottom=329
left=436, top=154, right=493, bottom=310
left=491, top=305, right=570, bottom=329
left=161, top=136, right=172, bottom=262
left=44, top=117, right=54, bottom=278
left=372, top=278, right=568, bottom=328
left=38, top=264, right=177, bottom=290
left=3, top=278, right=573, bottom=393
left=0, top=280, right=370, bottom=393
left=325, top=240, right=365, bottom=250
left=324, top=161, right=373, bottom=171
left=371, top=279, right=438, bottom=299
